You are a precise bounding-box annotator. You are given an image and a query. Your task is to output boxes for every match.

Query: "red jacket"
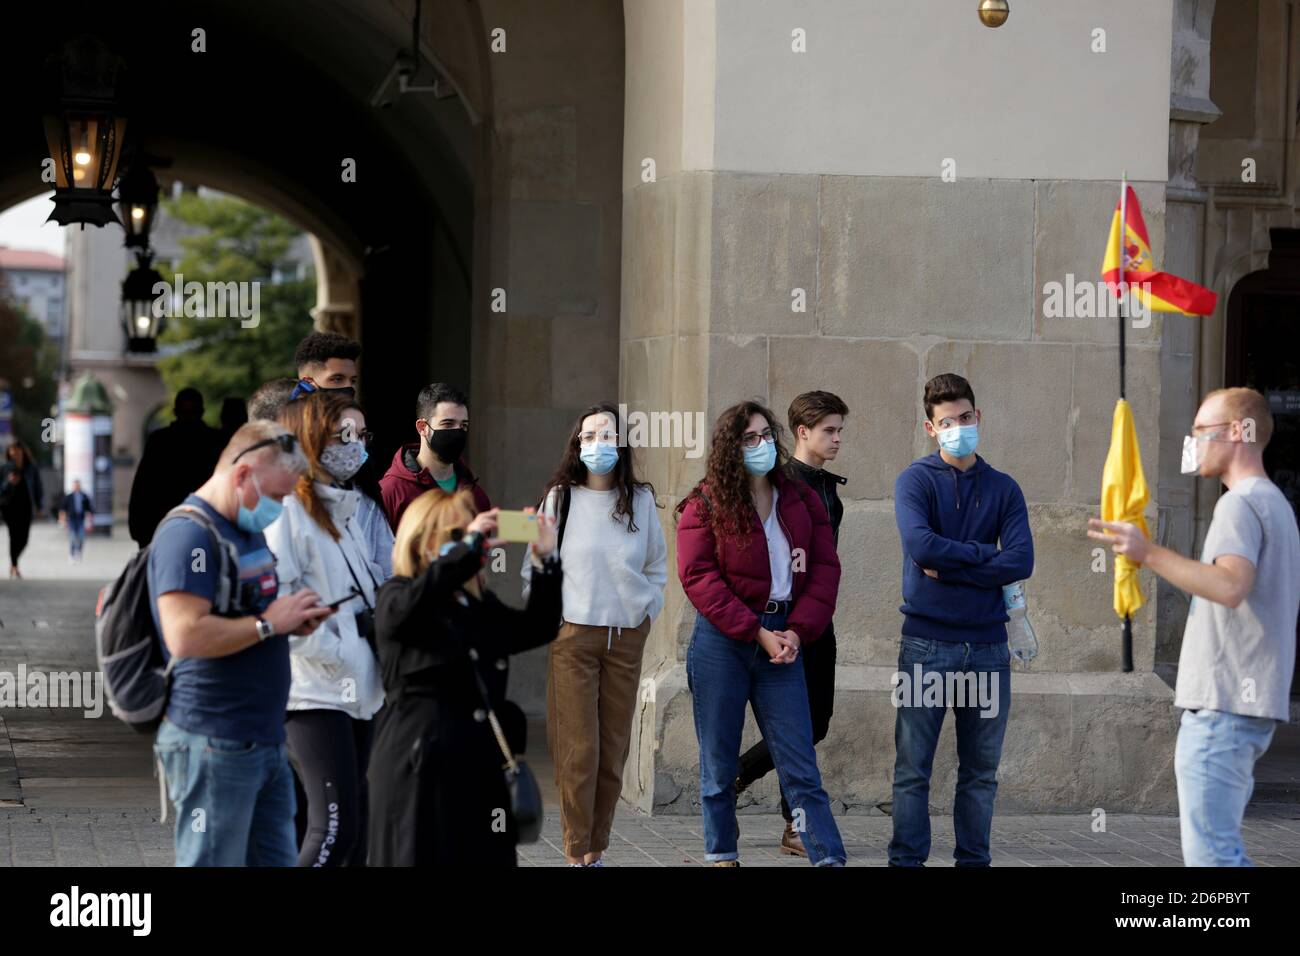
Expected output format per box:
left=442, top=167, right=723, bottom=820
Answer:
left=676, top=469, right=840, bottom=644
left=379, top=443, right=492, bottom=531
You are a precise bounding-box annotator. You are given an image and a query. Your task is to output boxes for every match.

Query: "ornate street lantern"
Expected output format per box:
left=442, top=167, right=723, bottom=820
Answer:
left=42, top=36, right=127, bottom=228
left=116, top=162, right=159, bottom=249
left=120, top=251, right=165, bottom=352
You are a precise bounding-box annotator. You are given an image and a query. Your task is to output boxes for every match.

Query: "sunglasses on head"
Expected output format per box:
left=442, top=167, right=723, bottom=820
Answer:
left=288, top=380, right=357, bottom=402
left=232, top=433, right=297, bottom=464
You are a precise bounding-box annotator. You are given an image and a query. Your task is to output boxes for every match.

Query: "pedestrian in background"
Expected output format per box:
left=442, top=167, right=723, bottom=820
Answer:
left=60, top=478, right=94, bottom=563
left=1, top=439, right=43, bottom=578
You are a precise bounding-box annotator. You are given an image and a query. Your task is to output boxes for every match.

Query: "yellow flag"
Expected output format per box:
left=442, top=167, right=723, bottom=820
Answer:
left=1100, top=398, right=1148, bottom=619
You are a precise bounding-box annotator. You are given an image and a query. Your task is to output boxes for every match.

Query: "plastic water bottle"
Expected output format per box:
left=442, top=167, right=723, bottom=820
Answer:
left=1003, top=581, right=1038, bottom=665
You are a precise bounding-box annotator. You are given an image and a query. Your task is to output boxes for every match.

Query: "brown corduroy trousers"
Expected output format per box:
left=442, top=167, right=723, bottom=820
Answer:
left=546, top=616, right=651, bottom=857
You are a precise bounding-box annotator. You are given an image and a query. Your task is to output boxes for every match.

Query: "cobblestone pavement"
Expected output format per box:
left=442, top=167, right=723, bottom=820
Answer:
left=3, top=522, right=1299, bottom=867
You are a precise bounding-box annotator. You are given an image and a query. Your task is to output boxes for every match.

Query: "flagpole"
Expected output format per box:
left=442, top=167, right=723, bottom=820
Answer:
left=1118, top=172, right=1127, bottom=401
left=1117, top=172, right=1133, bottom=672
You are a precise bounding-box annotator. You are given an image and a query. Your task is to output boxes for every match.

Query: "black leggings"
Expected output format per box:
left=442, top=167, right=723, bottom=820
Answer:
left=3, top=506, right=31, bottom=566
left=285, top=709, right=374, bottom=867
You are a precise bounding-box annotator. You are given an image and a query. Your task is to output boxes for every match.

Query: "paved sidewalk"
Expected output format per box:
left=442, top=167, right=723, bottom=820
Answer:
left=2, top=520, right=1299, bottom=867
left=4, top=802, right=1299, bottom=867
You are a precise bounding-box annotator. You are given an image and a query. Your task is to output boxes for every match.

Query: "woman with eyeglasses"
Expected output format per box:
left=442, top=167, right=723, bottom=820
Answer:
left=675, top=400, right=846, bottom=866
left=521, top=401, right=667, bottom=867
left=265, top=390, right=385, bottom=866
left=369, top=488, right=562, bottom=866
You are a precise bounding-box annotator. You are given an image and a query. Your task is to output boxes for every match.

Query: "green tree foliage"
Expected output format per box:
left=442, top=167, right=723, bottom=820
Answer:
left=155, top=192, right=315, bottom=425
left=0, top=277, right=60, bottom=464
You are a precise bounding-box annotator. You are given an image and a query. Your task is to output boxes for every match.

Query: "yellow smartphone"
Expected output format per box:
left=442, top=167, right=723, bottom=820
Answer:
left=495, top=509, right=539, bottom=543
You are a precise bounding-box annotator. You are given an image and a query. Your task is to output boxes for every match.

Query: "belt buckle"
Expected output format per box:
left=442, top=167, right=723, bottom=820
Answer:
left=764, top=600, right=779, bottom=614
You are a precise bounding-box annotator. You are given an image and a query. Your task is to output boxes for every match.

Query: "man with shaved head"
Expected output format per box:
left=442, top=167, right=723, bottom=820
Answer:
left=149, top=420, right=336, bottom=866
left=1090, top=387, right=1300, bottom=866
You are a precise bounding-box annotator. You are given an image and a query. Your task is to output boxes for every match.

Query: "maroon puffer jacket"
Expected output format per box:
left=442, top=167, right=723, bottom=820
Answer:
left=676, top=469, right=840, bottom=644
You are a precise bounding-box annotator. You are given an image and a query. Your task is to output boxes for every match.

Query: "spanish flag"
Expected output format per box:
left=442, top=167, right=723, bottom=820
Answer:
left=1100, top=184, right=1217, bottom=316
left=1100, top=398, right=1148, bottom=624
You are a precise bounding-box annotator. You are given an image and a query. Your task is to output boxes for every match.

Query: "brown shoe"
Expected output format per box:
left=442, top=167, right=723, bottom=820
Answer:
left=712, top=860, right=740, bottom=867
left=779, top=822, right=807, bottom=858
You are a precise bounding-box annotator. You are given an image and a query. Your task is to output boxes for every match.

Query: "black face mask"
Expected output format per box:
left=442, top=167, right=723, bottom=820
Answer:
left=425, top=426, right=467, bottom=465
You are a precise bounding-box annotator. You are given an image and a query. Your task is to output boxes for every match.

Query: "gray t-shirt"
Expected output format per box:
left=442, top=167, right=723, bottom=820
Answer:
left=1175, top=477, right=1300, bottom=721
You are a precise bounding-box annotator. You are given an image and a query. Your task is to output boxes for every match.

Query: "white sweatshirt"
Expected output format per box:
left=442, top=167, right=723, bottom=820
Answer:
left=521, top=484, right=667, bottom=629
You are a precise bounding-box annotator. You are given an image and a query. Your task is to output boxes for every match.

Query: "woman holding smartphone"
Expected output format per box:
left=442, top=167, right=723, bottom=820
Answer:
left=522, top=402, right=667, bottom=867
left=266, top=390, right=385, bottom=866
left=675, top=400, right=846, bottom=866
left=369, top=489, right=562, bottom=865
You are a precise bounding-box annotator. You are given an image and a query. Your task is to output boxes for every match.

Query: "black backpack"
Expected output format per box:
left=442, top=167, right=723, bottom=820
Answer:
left=95, top=505, right=239, bottom=733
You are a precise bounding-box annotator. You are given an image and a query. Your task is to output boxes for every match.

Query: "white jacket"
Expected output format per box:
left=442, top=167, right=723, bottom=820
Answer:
left=264, top=483, right=385, bottom=719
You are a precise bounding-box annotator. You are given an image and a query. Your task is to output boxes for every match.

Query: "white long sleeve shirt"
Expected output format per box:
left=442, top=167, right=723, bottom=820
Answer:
left=521, top=484, right=667, bottom=628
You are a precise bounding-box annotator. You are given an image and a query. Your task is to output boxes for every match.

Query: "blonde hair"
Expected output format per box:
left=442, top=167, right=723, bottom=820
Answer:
left=392, top=488, right=479, bottom=577
left=1203, top=387, right=1273, bottom=447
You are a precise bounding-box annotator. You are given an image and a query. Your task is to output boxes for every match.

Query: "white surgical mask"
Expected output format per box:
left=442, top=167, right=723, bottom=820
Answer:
left=1179, top=435, right=1200, bottom=475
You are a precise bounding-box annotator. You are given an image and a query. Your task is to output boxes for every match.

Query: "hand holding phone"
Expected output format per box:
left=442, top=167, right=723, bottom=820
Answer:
left=322, top=587, right=361, bottom=611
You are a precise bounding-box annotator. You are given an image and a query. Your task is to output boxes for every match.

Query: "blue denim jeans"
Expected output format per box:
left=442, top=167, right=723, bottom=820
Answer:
left=68, top=523, right=85, bottom=556
left=687, top=610, right=846, bottom=866
left=889, top=636, right=1011, bottom=866
left=154, top=718, right=298, bottom=867
left=1174, top=708, right=1276, bottom=867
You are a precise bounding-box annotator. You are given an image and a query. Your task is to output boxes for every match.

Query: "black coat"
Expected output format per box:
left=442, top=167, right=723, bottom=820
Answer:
left=127, top=420, right=222, bottom=546
left=367, top=542, right=562, bottom=866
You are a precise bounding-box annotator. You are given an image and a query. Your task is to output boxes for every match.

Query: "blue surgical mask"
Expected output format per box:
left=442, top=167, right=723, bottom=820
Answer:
left=580, top=442, right=619, bottom=476
left=743, top=440, right=776, bottom=476
left=236, top=475, right=284, bottom=533
left=937, top=424, right=979, bottom=458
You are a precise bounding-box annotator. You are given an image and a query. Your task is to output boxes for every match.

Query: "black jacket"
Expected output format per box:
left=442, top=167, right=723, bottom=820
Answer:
left=367, top=541, right=562, bottom=866
left=787, top=457, right=845, bottom=546
left=127, top=420, right=222, bottom=546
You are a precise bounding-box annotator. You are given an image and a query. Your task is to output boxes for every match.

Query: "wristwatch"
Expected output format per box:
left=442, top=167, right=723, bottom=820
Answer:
left=255, top=616, right=276, bottom=642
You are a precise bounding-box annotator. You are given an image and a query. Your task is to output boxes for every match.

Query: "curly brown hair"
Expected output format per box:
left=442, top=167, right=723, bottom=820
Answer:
left=675, top=400, right=788, bottom=544
left=276, top=390, right=363, bottom=541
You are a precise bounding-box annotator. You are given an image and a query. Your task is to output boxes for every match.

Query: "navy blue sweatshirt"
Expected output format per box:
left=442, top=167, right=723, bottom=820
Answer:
left=894, top=451, right=1034, bottom=643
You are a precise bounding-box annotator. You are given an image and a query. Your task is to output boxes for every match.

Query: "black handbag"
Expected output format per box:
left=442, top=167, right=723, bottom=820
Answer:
left=468, top=647, right=543, bottom=844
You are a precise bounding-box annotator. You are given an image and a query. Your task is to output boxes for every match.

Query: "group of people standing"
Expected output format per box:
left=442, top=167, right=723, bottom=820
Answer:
left=134, top=325, right=1296, bottom=870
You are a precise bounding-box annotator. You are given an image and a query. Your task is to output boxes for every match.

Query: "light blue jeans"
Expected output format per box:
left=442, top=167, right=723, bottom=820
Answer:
left=1174, top=708, right=1276, bottom=867
left=154, top=718, right=298, bottom=867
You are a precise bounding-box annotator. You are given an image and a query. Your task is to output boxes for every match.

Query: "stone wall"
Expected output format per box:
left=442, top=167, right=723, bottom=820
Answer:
left=620, top=0, right=1184, bottom=814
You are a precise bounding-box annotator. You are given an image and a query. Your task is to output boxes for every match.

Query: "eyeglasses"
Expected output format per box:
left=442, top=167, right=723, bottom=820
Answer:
left=232, top=433, right=297, bottom=464
left=579, top=429, right=618, bottom=445
left=741, top=427, right=776, bottom=449
left=333, top=428, right=375, bottom=445
left=1191, top=421, right=1232, bottom=435
left=936, top=411, right=978, bottom=430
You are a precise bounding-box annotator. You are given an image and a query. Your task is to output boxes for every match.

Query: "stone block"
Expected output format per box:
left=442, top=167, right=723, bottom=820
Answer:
left=819, top=177, right=1034, bottom=340
left=768, top=336, right=920, bottom=499
left=923, top=340, right=1074, bottom=502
